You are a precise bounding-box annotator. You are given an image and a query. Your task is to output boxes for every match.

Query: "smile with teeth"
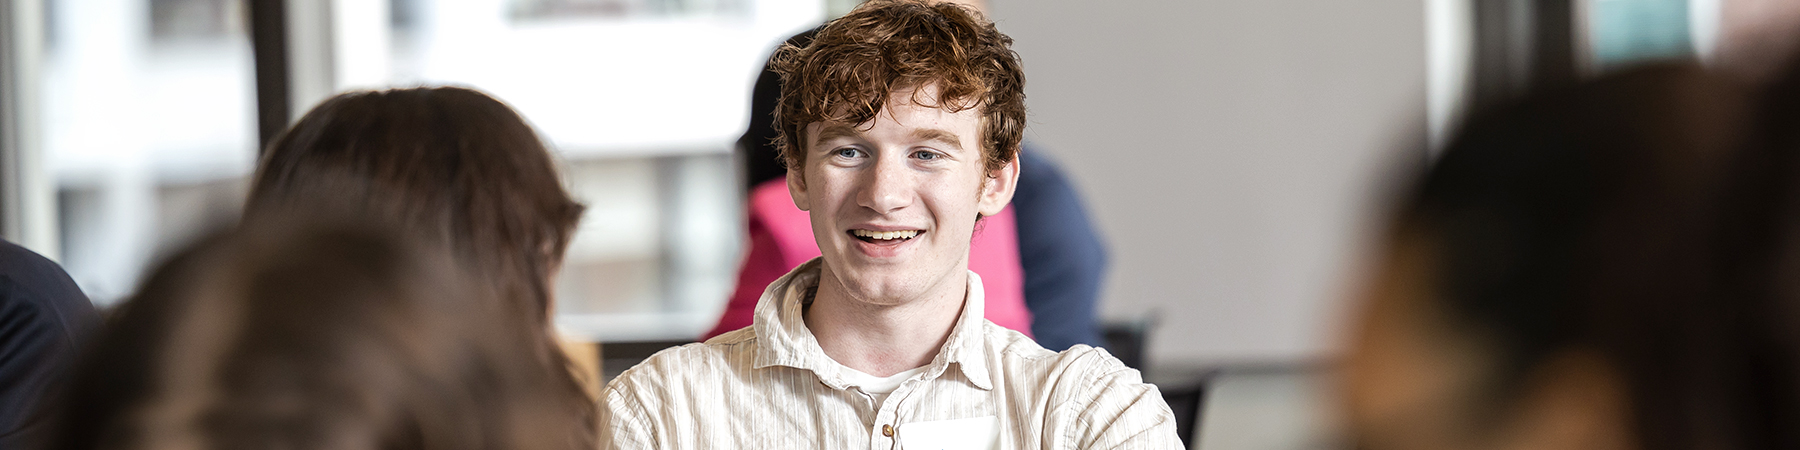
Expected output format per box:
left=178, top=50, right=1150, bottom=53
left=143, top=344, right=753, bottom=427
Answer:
left=851, top=229, right=922, bottom=242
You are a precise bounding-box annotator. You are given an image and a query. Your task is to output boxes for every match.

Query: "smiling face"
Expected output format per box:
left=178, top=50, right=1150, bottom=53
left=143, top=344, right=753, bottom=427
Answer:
left=788, top=84, right=1019, bottom=306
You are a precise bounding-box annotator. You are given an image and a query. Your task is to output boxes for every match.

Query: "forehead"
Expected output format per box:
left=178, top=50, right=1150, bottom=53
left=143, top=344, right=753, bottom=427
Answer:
left=806, top=86, right=983, bottom=147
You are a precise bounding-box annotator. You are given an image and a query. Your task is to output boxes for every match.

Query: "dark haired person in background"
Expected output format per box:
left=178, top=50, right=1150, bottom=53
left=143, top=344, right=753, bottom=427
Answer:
left=0, top=241, right=98, bottom=447
left=717, top=0, right=1109, bottom=352
left=600, top=2, right=1177, bottom=448
left=1340, top=63, right=1778, bottom=450
left=43, top=218, right=594, bottom=450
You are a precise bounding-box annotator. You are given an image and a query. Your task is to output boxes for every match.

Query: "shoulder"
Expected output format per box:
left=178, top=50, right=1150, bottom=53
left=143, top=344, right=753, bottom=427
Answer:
left=606, top=328, right=759, bottom=394
left=985, top=320, right=1125, bottom=372
left=984, top=320, right=1059, bottom=360
left=600, top=329, right=761, bottom=435
left=1049, top=345, right=1146, bottom=387
left=0, top=242, right=96, bottom=339
left=0, top=241, right=81, bottom=296
left=985, top=321, right=1147, bottom=390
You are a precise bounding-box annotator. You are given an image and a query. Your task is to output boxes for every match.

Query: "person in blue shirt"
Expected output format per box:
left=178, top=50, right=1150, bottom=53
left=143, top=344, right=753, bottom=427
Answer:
left=0, top=240, right=99, bottom=447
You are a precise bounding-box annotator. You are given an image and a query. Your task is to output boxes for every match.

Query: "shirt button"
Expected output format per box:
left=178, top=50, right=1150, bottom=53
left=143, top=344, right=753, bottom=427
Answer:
left=882, top=424, right=894, bottom=437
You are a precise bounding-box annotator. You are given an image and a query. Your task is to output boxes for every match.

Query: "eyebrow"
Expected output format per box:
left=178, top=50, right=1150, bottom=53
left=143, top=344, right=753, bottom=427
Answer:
left=809, top=123, right=966, bottom=152
left=910, top=128, right=964, bottom=151
left=812, top=124, right=863, bottom=149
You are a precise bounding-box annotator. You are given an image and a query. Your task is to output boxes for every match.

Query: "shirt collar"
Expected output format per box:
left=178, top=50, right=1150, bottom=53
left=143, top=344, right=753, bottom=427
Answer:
left=751, top=257, right=994, bottom=391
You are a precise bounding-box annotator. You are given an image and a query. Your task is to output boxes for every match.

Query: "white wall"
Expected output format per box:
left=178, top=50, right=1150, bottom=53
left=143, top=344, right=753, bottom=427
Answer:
left=989, top=0, right=1428, bottom=366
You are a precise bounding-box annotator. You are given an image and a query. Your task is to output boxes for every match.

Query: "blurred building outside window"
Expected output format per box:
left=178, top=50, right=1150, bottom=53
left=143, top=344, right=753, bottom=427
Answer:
left=369, top=0, right=821, bottom=342
left=42, top=0, right=258, bottom=304
left=24, top=0, right=827, bottom=343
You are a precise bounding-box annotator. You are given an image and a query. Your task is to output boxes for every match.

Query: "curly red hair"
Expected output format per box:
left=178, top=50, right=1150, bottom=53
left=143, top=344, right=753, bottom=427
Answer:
left=770, top=0, right=1026, bottom=175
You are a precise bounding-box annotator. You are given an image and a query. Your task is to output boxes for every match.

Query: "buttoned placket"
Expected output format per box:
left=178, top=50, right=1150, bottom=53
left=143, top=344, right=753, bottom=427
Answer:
left=855, top=386, right=888, bottom=450
left=867, top=375, right=929, bottom=450
left=756, top=261, right=996, bottom=450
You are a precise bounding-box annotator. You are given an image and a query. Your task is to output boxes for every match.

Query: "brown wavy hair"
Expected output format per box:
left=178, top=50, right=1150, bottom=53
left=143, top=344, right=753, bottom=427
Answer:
left=45, top=218, right=595, bottom=450
left=243, top=87, right=593, bottom=433
left=247, top=87, right=583, bottom=330
left=770, top=0, right=1026, bottom=174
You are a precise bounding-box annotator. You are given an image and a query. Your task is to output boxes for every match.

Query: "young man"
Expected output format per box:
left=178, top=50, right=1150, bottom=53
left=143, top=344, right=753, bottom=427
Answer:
left=598, top=1, right=1181, bottom=448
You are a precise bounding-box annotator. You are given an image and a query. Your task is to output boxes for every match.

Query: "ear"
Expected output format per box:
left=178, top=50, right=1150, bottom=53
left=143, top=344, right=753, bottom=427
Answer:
left=1499, top=351, right=1636, bottom=450
left=977, top=156, right=1020, bottom=216
left=787, top=166, right=811, bottom=211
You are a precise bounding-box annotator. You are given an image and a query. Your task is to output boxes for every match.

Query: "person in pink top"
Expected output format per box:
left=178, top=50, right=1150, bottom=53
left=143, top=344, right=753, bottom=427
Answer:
left=704, top=179, right=1031, bottom=340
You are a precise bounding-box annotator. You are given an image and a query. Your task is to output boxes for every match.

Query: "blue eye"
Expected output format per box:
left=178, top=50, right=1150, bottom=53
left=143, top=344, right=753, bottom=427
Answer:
left=834, top=148, right=861, bottom=158
left=913, top=151, right=940, bottom=160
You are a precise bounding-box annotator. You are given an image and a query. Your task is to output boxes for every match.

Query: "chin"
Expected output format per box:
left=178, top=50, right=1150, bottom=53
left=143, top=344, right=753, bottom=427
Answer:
left=845, top=278, right=913, bottom=301
left=830, top=272, right=922, bottom=305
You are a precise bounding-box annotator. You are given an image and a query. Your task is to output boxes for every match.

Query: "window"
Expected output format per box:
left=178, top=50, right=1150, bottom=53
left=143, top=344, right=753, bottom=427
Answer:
left=42, top=0, right=258, bottom=303
left=1588, top=0, right=1705, bottom=69
left=370, top=0, right=822, bottom=341
left=6, top=0, right=827, bottom=342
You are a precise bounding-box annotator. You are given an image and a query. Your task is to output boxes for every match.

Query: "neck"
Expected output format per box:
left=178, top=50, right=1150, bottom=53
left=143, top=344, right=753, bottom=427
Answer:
left=804, top=264, right=968, bottom=377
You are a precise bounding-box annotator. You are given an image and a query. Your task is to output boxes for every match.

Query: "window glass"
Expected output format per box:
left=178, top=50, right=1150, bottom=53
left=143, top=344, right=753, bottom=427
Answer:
left=32, top=0, right=823, bottom=342
left=43, top=0, right=257, bottom=303
left=1588, top=0, right=1697, bottom=69
left=376, top=0, right=822, bottom=341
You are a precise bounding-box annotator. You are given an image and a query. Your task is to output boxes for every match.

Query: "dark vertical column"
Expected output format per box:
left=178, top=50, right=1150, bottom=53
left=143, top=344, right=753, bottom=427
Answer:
left=1532, top=0, right=1579, bottom=88
left=1470, top=0, right=1527, bottom=111
left=248, top=0, right=289, bottom=153
left=1469, top=0, right=1579, bottom=114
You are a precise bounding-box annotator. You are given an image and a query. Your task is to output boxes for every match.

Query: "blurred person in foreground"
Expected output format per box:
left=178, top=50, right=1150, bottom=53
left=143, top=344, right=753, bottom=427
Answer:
left=716, top=0, right=1110, bottom=352
left=599, top=1, right=1179, bottom=448
left=0, top=241, right=99, bottom=447
left=1716, top=0, right=1800, bottom=83
left=1341, top=63, right=1775, bottom=450
left=41, top=217, right=594, bottom=450
left=242, top=87, right=595, bottom=415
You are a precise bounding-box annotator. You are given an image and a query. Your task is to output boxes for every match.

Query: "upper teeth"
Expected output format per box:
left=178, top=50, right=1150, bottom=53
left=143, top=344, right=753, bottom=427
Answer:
left=854, top=229, right=919, bottom=240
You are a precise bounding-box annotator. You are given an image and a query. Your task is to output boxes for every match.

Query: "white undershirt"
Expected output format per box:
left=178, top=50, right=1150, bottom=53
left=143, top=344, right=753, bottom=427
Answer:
left=843, top=366, right=928, bottom=406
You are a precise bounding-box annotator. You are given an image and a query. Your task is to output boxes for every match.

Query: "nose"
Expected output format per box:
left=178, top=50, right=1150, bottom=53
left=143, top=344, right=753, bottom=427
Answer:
left=856, top=154, right=913, bottom=215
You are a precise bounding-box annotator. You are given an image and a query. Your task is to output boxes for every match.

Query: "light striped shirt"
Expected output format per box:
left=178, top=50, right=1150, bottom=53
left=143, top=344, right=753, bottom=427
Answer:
left=599, top=259, right=1182, bottom=449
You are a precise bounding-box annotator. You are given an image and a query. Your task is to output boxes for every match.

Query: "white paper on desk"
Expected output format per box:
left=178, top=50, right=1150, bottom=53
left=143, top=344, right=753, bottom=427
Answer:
left=898, top=415, right=1000, bottom=450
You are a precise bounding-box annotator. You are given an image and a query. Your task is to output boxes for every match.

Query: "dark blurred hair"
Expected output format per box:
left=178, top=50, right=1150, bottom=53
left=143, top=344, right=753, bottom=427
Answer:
left=1392, top=63, right=1779, bottom=449
left=44, top=218, right=595, bottom=450
left=770, top=0, right=1025, bottom=174
left=1699, top=48, right=1800, bottom=450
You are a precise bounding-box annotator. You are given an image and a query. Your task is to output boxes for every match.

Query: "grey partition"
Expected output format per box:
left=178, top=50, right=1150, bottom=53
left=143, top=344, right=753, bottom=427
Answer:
left=1192, top=365, right=1342, bottom=450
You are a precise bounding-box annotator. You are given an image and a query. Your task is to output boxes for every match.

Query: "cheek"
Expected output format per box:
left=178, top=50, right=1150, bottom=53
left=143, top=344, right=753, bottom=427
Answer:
left=924, top=179, right=986, bottom=221
left=807, top=169, right=856, bottom=209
